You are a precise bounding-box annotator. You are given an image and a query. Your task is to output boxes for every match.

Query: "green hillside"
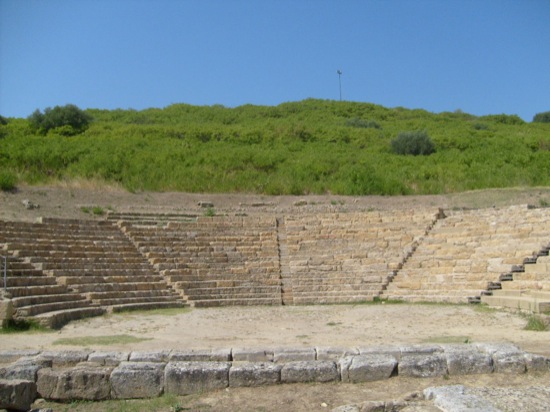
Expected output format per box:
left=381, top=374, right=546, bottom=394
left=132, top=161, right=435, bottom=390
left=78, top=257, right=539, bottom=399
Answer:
left=1, top=99, right=549, bottom=195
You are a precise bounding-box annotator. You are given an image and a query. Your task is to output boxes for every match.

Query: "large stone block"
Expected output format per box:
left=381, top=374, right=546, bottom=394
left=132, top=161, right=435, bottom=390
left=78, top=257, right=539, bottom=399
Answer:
left=398, top=354, right=448, bottom=378
left=0, top=357, right=52, bottom=381
left=280, top=361, right=338, bottom=383
left=111, top=362, right=165, bottom=399
left=231, top=348, right=274, bottom=362
left=39, top=350, right=90, bottom=367
left=164, top=361, right=230, bottom=395
left=339, top=355, right=397, bottom=383
left=273, top=347, right=316, bottom=363
left=444, top=347, right=493, bottom=375
left=129, top=350, right=171, bottom=363
left=0, top=350, right=41, bottom=364
left=0, top=379, right=37, bottom=412
left=229, top=362, right=282, bottom=387
left=37, top=366, right=112, bottom=401
left=169, top=348, right=231, bottom=362
left=88, top=351, right=129, bottom=366
left=316, top=346, right=359, bottom=361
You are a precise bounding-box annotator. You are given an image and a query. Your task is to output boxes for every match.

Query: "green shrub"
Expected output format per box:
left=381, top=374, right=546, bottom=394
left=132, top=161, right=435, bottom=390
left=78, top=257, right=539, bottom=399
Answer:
left=533, top=111, right=550, bottom=123
left=0, top=170, right=17, bottom=191
left=28, top=104, right=92, bottom=135
left=346, top=118, right=381, bottom=129
left=391, top=130, right=435, bottom=156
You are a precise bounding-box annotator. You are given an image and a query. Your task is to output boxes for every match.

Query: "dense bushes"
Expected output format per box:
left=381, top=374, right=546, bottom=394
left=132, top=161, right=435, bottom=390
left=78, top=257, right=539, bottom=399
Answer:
left=1, top=99, right=549, bottom=195
left=391, top=131, right=435, bottom=156
left=28, top=104, right=92, bottom=135
left=533, top=111, right=550, bottom=123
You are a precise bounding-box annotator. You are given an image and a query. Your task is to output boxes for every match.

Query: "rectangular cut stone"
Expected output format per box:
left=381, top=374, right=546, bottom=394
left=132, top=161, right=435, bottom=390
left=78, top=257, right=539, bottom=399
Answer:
left=339, top=355, right=397, bottom=383
left=0, top=357, right=52, bottom=381
left=273, top=348, right=316, bottom=363
left=281, top=361, right=338, bottom=383
left=165, top=361, right=230, bottom=395
left=398, top=354, right=448, bottom=378
left=88, top=351, right=130, bottom=366
left=169, top=348, right=231, bottom=362
left=316, top=347, right=359, bottom=361
left=232, top=348, right=274, bottom=363
left=0, top=379, right=37, bottom=412
left=111, top=362, right=165, bottom=399
left=129, top=350, right=171, bottom=363
left=0, top=350, right=41, bottom=364
left=524, top=353, right=549, bottom=372
left=358, top=346, right=401, bottom=360
left=39, top=351, right=91, bottom=367
left=37, top=366, right=112, bottom=401
left=444, top=347, right=493, bottom=375
left=229, top=362, right=282, bottom=387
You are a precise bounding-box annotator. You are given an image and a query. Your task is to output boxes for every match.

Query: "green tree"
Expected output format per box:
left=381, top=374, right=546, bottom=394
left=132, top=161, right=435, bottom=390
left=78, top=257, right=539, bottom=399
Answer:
left=533, top=111, right=550, bottom=123
left=28, top=104, right=92, bottom=135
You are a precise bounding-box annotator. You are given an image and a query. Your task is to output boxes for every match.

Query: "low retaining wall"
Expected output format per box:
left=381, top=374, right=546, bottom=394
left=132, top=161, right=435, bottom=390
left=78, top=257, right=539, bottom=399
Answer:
left=0, top=343, right=548, bottom=410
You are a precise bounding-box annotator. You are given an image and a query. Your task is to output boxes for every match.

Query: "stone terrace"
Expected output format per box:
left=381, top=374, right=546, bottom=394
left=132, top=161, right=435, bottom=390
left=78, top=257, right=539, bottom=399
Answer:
left=1, top=204, right=550, bottom=327
left=1, top=217, right=185, bottom=327
left=382, top=206, right=550, bottom=303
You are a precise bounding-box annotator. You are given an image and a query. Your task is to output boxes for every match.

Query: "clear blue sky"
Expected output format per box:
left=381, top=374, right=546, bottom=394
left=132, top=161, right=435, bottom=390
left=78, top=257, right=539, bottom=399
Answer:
left=1, top=0, right=549, bottom=120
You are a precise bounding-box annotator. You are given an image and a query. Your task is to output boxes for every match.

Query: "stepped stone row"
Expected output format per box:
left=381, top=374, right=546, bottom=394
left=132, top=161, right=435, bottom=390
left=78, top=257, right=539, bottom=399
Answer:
left=120, top=215, right=283, bottom=307
left=282, top=210, right=440, bottom=304
left=383, top=206, right=550, bottom=303
left=1, top=218, right=185, bottom=327
left=1, top=205, right=549, bottom=326
left=1, top=343, right=547, bottom=409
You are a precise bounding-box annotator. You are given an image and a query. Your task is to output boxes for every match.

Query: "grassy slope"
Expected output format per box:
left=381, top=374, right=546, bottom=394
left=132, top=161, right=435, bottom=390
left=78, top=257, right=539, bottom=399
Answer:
left=1, top=99, right=549, bottom=195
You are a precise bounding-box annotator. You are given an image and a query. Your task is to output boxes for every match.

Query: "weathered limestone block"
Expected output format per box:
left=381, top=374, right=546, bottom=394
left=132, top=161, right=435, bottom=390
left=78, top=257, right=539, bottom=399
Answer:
left=358, top=346, right=401, bottom=360
left=37, top=366, right=112, bottom=401
left=400, top=344, right=443, bottom=358
left=0, top=357, right=52, bottom=381
left=424, top=385, right=500, bottom=412
left=232, top=348, right=274, bottom=362
left=164, top=361, right=230, bottom=395
left=443, top=347, right=493, bottom=375
left=0, top=379, right=37, bottom=412
left=169, top=348, right=231, bottom=362
left=316, top=346, right=359, bottom=361
left=0, top=299, right=14, bottom=326
left=111, top=362, right=165, bottom=399
left=398, top=354, right=448, bottom=378
left=475, top=343, right=526, bottom=374
left=129, top=350, right=171, bottom=363
left=39, top=351, right=90, bottom=367
left=280, top=361, right=339, bottom=383
left=0, top=350, right=41, bottom=364
left=229, top=362, right=282, bottom=387
left=524, top=353, right=549, bottom=372
left=273, top=348, right=316, bottom=363
left=339, top=355, right=397, bottom=383
left=88, top=351, right=130, bottom=366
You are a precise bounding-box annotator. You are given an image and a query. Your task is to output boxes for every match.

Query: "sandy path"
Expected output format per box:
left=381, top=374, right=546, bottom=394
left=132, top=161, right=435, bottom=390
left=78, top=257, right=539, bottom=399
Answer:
left=2, top=304, right=548, bottom=356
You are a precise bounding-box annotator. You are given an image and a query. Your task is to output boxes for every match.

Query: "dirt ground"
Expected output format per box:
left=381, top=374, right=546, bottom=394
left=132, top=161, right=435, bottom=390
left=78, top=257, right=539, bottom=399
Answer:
left=2, top=184, right=550, bottom=411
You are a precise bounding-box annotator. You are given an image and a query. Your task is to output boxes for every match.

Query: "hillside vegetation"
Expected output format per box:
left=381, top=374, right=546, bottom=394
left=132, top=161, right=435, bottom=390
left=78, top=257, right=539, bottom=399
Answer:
left=1, top=99, right=549, bottom=195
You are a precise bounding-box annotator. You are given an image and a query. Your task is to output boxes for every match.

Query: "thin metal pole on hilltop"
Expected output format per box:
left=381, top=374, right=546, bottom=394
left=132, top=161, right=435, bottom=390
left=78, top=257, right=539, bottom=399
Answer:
left=337, top=70, right=342, bottom=101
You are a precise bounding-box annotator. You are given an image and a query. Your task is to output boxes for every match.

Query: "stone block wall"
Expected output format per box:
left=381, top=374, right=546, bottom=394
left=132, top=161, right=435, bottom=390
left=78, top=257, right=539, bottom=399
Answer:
left=0, top=343, right=547, bottom=409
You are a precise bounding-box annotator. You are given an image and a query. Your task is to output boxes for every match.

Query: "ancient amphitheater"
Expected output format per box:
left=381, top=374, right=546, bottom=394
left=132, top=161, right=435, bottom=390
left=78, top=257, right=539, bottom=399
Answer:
left=1, top=187, right=549, bottom=411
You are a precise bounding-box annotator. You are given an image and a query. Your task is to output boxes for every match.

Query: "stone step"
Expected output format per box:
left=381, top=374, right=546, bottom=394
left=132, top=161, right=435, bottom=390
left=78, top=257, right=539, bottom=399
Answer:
left=4, top=276, right=59, bottom=287
left=6, top=284, right=72, bottom=298
left=173, top=279, right=280, bottom=289
left=30, top=306, right=106, bottom=329
left=191, top=298, right=282, bottom=308
left=11, top=293, right=86, bottom=308
left=109, top=301, right=187, bottom=313
left=15, top=300, right=96, bottom=317
left=85, top=290, right=179, bottom=300
left=67, top=281, right=171, bottom=293
left=94, top=295, right=182, bottom=306
left=292, top=295, right=377, bottom=305
left=481, top=292, right=550, bottom=313
left=58, top=275, right=166, bottom=285
left=47, top=268, right=156, bottom=277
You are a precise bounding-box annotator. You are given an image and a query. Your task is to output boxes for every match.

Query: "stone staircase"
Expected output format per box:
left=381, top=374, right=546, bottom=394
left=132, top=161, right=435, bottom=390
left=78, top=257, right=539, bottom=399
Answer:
left=1, top=218, right=185, bottom=326
left=481, top=243, right=550, bottom=313
left=0, top=250, right=105, bottom=328
left=121, top=215, right=282, bottom=307
left=283, top=210, right=441, bottom=304
left=382, top=206, right=550, bottom=303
